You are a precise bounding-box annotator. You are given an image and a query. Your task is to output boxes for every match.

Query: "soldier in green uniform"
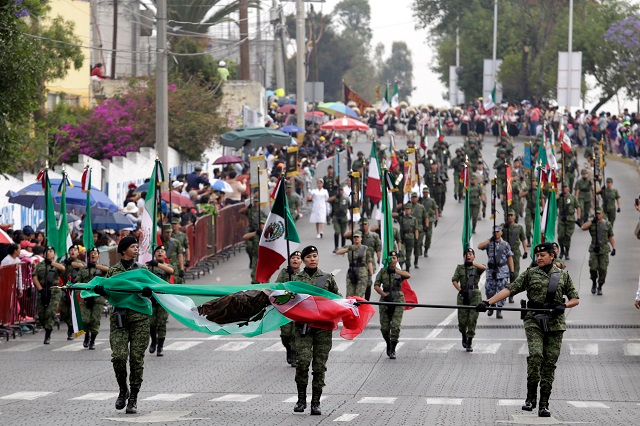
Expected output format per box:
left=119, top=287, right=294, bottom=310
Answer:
left=358, top=218, right=381, bottom=264
left=374, top=250, right=410, bottom=359
left=328, top=188, right=349, bottom=252
left=557, top=183, right=580, bottom=260
left=598, top=177, right=621, bottom=227
left=170, top=216, right=190, bottom=274
left=292, top=246, right=341, bottom=415
left=409, top=192, right=428, bottom=268
left=574, top=169, right=593, bottom=223
left=243, top=216, right=266, bottom=283
left=33, top=246, right=66, bottom=344
left=160, top=224, right=184, bottom=283
left=286, top=183, right=302, bottom=222
left=563, top=151, right=579, bottom=192
left=503, top=210, right=527, bottom=303
left=466, top=140, right=482, bottom=171
left=580, top=208, right=616, bottom=295
left=275, top=251, right=302, bottom=367
left=425, top=161, right=446, bottom=213
left=351, top=151, right=365, bottom=172
left=335, top=231, right=373, bottom=297
left=450, top=149, right=467, bottom=202
left=395, top=204, right=419, bottom=272
left=60, top=245, right=86, bottom=340
left=420, top=187, right=439, bottom=256
left=452, top=248, right=486, bottom=352
left=78, top=247, right=109, bottom=350
left=477, top=242, right=580, bottom=418
left=240, top=196, right=262, bottom=265
left=493, top=149, right=510, bottom=198
left=393, top=227, right=405, bottom=267
left=144, top=245, right=175, bottom=357
left=468, top=175, right=484, bottom=234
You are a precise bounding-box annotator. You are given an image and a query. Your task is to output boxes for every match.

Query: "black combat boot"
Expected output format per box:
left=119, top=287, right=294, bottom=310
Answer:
left=149, top=328, right=157, bottom=354
left=156, top=338, right=165, bottom=357
left=282, top=338, right=293, bottom=365
left=597, top=285, right=603, bottom=296
left=538, top=394, right=550, bottom=417
left=126, top=386, right=139, bottom=414
left=564, top=248, right=570, bottom=261
left=414, top=260, right=419, bottom=269
left=383, top=336, right=391, bottom=357
left=496, top=310, right=503, bottom=319
left=590, top=270, right=598, bottom=294
left=43, top=329, right=52, bottom=345
left=333, top=234, right=339, bottom=253
left=522, top=386, right=537, bottom=411
left=115, top=374, right=129, bottom=410
left=466, top=338, right=473, bottom=352
left=83, top=332, right=91, bottom=348
left=310, top=388, right=322, bottom=415
left=389, top=341, right=398, bottom=359
left=293, top=384, right=307, bottom=412
left=67, top=325, right=74, bottom=340
left=89, top=333, right=97, bottom=350
left=461, top=333, right=468, bottom=349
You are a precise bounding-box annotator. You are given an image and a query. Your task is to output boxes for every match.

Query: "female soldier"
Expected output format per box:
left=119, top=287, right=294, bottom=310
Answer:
left=452, top=247, right=486, bottom=352
left=77, top=247, right=109, bottom=349
left=143, top=245, right=175, bottom=357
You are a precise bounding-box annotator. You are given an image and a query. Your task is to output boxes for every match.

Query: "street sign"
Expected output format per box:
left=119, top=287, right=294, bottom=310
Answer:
left=557, top=51, right=582, bottom=108
left=482, top=59, right=503, bottom=102
left=304, top=81, right=324, bottom=103
left=449, top=66, right=464, bottom=106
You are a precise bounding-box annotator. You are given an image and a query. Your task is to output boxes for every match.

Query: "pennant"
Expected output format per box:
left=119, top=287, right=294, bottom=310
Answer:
left=461, top=165, right=473, bottom=253
left=543, top=170, right=558, bottom=242
left=38, top=170, right=59, bottom=249
left=343, top=81, right=372, bottom=115
left=365, top=143, right=382, bottom=204
left=56, top=173, right=72, bottom=260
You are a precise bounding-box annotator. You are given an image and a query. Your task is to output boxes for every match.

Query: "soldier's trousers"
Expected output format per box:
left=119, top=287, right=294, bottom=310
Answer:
left=589, top=251, right=609, bottom=285
left=454, top=178, right=463, bottom=199
left=578, top=200, right=591, bottom=223
left=557, top=220, right=575, bottom=251
left=346, top=272, right=369, bottom=298
left=415, top=232, right=424, bottom=259
left=292, top=326, right=332, bottom=390
left=333, top=218, right=347, bottom=236
left=110, top=310, right=150, bottom=389
left=470, top=205, right=480, bottom=232
left=402, top=240, right=414, bottom=268
left=59, top=291, right=72, bottom=327
left=457, top=290, right=482, bottom=338
left=250, top=255, right=258, bottom=284
left=525, top=210, right=535, bottom=241
left=605, top=208, right=616, bottom=227
left=485, top=276, right=509, bottom=308
left=436, top=192, right=446, bottom=212
left=81, top=296, right=107, bottom=335
left=424, top=225, right=433, bottom=254
left=525, top=326, right=564, bottom=397
left=150, top=304, right=169, bottom=339
left=281, top=322, right=294, bottom=349
left=174, top=273, right=185, bottom=285
left=380, top=294, right=405, bottom=342
left=37, top=287, right=61, bottom=331
left=512, top=255, right=521, bottom=276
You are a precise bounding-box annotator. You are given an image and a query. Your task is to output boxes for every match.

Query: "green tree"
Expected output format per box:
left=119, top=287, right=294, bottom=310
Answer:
left=167, top=0, right=256, bottom=35
left=378, top=41, right=415, bottom=101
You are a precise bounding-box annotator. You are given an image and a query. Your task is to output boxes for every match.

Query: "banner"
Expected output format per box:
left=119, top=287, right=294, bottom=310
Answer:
left=351, top=171, right=361, bottom=214
left=523, top=142, right=532, bottom=170
left=343, top=81, right=372, bottom=114
left=403, top=161, right=414, bottom=194
left=286, top=147, right=299, bottom=177
left=506, top=166, right=513, bottom=206
left=250, top=155, right=266, bottom=188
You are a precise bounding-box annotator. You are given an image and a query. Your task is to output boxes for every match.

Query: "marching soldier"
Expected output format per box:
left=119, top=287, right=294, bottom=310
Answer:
left=476, top=242, right=579, bottom=418
left=395, top=203, right=419, bottom=272
left=478, top=226, right=514, bottom=319
left=275, top=251, right=303, bottom=367
left=374, top=251, right=410, bottom=359
left=557, top=182, right=580, bottom=260
left=493, top=149, right=509, bottom=196
left=452, top=248, right=486, bottom=352
left=450, top=149, right=466, bottom=201
left=243, top=216, right=266, bottom=284
left=323, top=166, right=339, bottom=224
left=170, top=216, right=190, bottom=275
left=360, top=218, right=382, bottom=300
left=335, top=231, right=373, bottom=297
left=425, top=161, right=446, bottom=213
left=598, top=177, right=621, bottom=227
left=292, top=246, right=341, bottom=415
left=503, top=210, right=528, bottom=302
left=409, top=192, right=428, bottom=268
left=287, top=183, right=302, bottom=221
left=78, top=247, right=109, bottom=350
left=420, top=187, right=439, bottom=257
left=240, top=195, right=262, bottom=266
left=574, top=169, right=593, bottom=223
left=523, top=177, right=539, bottom=246
left=60, top=245, right=86, bottom=340
left=160, top=224, right=185, bottom=284
left=468, top=175, right=484, bottom=234
left=580, top=208, right=616, bottom=295
left=143, top=245, right=175, bottom=357
left=475, top=160, right=490, bottom=219
left=563, top=150, right=579, bottom=192
left=328, top=188, right=349, bottom=252
left=33, top=246, right=66, bottom=344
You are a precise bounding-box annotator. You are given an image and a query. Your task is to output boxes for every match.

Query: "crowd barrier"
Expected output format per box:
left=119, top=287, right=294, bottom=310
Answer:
left=0, top=263, right=38, bottom=339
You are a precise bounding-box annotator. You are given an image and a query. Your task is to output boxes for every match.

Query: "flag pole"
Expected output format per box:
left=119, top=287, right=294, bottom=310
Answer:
left=280, top=174, right=293, bottom=281
left=256, top=165, right=262, bottom=232
left=154, top=159, right=161, bottom=253
left=349, top=170, right=354, bottom=236
left=168, top=172, right=172, bottom=220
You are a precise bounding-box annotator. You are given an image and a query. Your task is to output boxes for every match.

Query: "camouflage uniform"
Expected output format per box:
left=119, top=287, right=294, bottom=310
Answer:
left=425, top=168, right=446, bottom=212
left=77, top=265, right=107, bottom=335
left=172, top=229, right=189, bottom=281
left=331, top=194, right=349, bottom=248
left=287, top=191, right=302, bottom=222
left=601, top=187, right=620, bottom=227
left=247, top=232, right=260, bottom=284
left=163, top=237, right=184, bottom=284
left=480, top=239, right=513, bottom=308
left=60, top=260, right=85, bottom=329
left=397, top=214, right=418, bottom=271
left=564, top=156, right=578, bottom=191
left=374, top=270, right=405, bottom=343
left=409, top=201, right=427, bottom=261
left=244, top=205, right=261, bottom=261
left=557, top=192, right=579, bottom=257
left=450, top=154, right=466, bottom=200
left=574, top=177, right=593, bottom=223
left=453, top=264, right=484, bottom=338
left=34, top=262, right=62, bottom=331
left=468, top=183, right=482, bottom=233
left=587, top=219, right=614, bottom=287
left=143, top=263, right=173, bottom=339
left=503, top=222, right=526, bottom=275
left=343, top=244, right=372, bottom=297
left=361, top=231, right=381, bottom=264
left=507, top=265, right=579, bottom=408
left=420, top=195, right=438, bottom=255
left=502, top=180, right=523, bottom=222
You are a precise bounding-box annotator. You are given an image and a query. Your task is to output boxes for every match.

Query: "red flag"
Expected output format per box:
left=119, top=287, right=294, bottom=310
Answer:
left=401, top=280, right=418, bottom=310
left=506, top=166, right=513, bottom=206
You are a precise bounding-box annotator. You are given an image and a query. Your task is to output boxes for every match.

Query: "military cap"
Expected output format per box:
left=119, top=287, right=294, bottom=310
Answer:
left=427, top=149, right=434, bottom=155
left=562, top=181, right=569, bottom=188
left=581, top=169, right=588, bottom=175
left=465, top=247, right=475, bottom=255
left=407, top=140, right=416, bottom=146
left=154, top=245, right=166, bottom=253
left=45, top=245, right=55, bottom=252
left=359, top=217, right=369, bottom=224
left=508, top=209, right=516, bottom=216
left=68, top=244, right=79, bottom=252
left=589, top=137, right=598, bottom=143
left=252, top=195, right=260, bottom=201
left=259, top=215, right=267, bottom=223
left=595, top=207, right=604, bottom=213
left=606, top=177, right=613, bottom=183
left=493, top=225, right=503, bottom=232
left=455, top=148, right=461, bottom=153
left=388, top=250, right=398, bottom=258
left=117, top=235, right=138, bottom=255
left=162, top=223, right=172, bottom=231
left=290, top=251, right=302, bottom=259
left=422, top=187, right=429, bottom=192
left=357, top=151, right=364, bottom=156
left=353, top=231, right=363, bottom=238
left=533, top=242, right=555, bottom=255
left=286, top=183, right=293, bottom=188
left=498, top=148, right=506, bottom=155
left=411, top=192, right=418, bottom=197
left=403, top=203, right=412, bottom=210
left=170, top=216, right=181, bottom=224
left=300, top=245, right=318, bottom=258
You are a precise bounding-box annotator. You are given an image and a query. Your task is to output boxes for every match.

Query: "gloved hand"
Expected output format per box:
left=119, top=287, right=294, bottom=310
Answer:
left=45, top=258, right=52, bottom=265
left=386, top=266, right=396, bottom=274
left=617, top=207, right=620, bottom=213
left=93, top=285, right=107, bottom=297
left=64, top=258, right=72, bottom=266
left=490, top=235, right=496, bottom=242
left=87, top=262, right=96, bottom=269
left=611, top=249, right=616, bottom=256
left=141, top=287, right=153, bottom=298
left=286, top=265, right=295, bottom=276
left=575, top=219, right=583, bottom=226
left=476, top=301, right=490, bottom=312
left=464, top=260, right=473, bottom=267
left=510, top=272, right=515, bottom=282
left=423, top=226, right=429, bottom=233
left=522, top=252, right=528, bottom=259
left=147, top=260, right=159, bottom=267
left=185, top=260, right=191, bottom=267
left=179, top=270, right=185, bottom=278
left=553, top=303, right=566, bottom=315
left=434, top=220, right=438, bottom=227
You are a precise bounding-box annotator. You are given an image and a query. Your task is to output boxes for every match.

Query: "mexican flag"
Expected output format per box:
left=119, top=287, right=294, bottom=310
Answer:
left=543, top=169, right=558, bottom=242
left=379, top=85, right=389, bottom=114
left=37, top=169, right=58, bottom=250
left=530, top=162, right=543, bottom=258
left=483, top=83, right=496, bottom=113
left=365, top=143, right=382, bottom=204
left=420, top=121, right=428, bottom=150
left=256, top=177, right=300, bottom=283
left=558, top=126, right=572, bottom=154
left=461, top=165, right=473, bottom=252
left=436, top=118, right=444, bottom=142
left=539, top=131, right=558, bottom=170
left=391, top=82, right=399, bottom=109
left=56, top=174, right=73, bottom=260
left=70, top=290, right=85, bottom=337
left=140, top=160, right=164, bottom=264
left=81, top=167, right=93, bottom=250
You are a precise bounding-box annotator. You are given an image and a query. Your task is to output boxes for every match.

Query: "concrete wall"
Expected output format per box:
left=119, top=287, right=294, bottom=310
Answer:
left=219, top=80, right=267, bottom=128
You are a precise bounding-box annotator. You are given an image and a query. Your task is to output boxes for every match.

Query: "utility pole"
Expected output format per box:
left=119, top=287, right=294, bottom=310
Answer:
left=492, top=0, right=498, bottom=92
left=111, top=0, right=118, bottom=79
left=296, top=0, right=305, bottom=128
left=239, top=0, right=250, bottom=80
left=130, top=0, right=138, bottom=77
left=272, top=0, right=285, bottom=92
left=156, top=0, right=169, bottom=168
left=566, top=0, right=573, bottom=110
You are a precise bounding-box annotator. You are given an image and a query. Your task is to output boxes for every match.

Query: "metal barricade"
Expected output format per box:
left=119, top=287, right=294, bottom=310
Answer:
left=215, top=204, right=248, bottom=253
left=184, top=214, right=214, bottom=267
left=0, top=265, right=17, bottom=327
left=15, top=263, right=37, bottom=332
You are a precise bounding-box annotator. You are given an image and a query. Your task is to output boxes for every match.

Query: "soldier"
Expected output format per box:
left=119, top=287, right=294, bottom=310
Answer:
left=425, top=161, right=446, bottom=213
left=335, top=231, right=373, bottom=297
left=275, top=251, right=303, bottom=367
left=328, top=188, right=349, bottom=252
left=476, top=242, right=579, bottom=418
left=160, top=224, right=185, bottom=284
left=170, top=216, right=190, bottom=274
left=243, top=216, right=266, bottom=283
left=374, top=250, right=410, bottom=359
left=323, top=166, right=339, bottom=224
left=475, top=160, right=490, bottom=218
left=557, top=182, right=580, bottom=260
left=292, top=246, right=340, bottom=415
left=351, top=151, right=365, bottom=171
left=409, top=192, right=428, bottom=268
left=60, top=245, right=86, bottom=340
left=468, top=175, right=484, bottom=234
left=580, top=208, right=616, bottom=295
left=503, top=209, right=528, bottom=303
left=144, top=245, right=175, bottom=357
left=420, top=187, right=439, bottom=257
left=598, top=177, right=621, bottom=227
left=286, top=182, right=302, bottom=221
left=359, top=218, right=382, bottom=264
left=240, top=196, right=262, bottom=266
left=493, top=149, right=510, bottom=198
left=450, top=149, right=466, bottom=201
left=452, top=247, right=486, bottom=352
left=466, top=140, right=482, bottom=171
left=478, top=225, right=514, bottom=319
left=574, top=169, right=593, bottom=223
left=563, top=151, right=579, bottom=191
left=78, top=247, right=109, bottom=350
left=32, top=246, right=66, bottom=344
left=395, top=204, right=419, bottom=272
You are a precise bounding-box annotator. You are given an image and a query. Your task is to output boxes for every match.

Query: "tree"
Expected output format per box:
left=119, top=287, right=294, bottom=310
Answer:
left=602, top=15, right=640, bottom=107
left=378, top=42, right=415, bottom=101
left=167, top=0, right=256, bottom=36
left=334, top=0, right=372, bottom=40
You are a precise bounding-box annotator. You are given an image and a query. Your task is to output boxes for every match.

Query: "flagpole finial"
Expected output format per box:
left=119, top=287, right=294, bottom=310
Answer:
left=45, top=160, right=49, bottom=168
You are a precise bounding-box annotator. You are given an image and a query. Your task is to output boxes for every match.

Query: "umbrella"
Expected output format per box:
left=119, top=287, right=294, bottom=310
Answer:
left=0, top=229, right=14, bottom=244
left=220, top=127, right=291, bottom=149
left=7, top=179, right=118, bottom=216
left=161, top=190, right=194, bottom=207
left=277, top=104, right=297, bottom=114
left=92, top=213, right=136, bottom=231
left=305, top=111, right=326, bottom=125
left=317, top=102, right=360, bottom=119
left=321, top=117, right=369, bottom=132
left=280, top=125, right=306, bottom=134
left=213, top=155, right=244, bottom=165
left=133, top=181, right=150, bottom=193
left=211, top=179, right=234, bottom=193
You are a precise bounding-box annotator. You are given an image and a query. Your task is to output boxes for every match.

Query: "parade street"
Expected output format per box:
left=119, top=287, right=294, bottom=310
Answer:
left=1, top=136, right=639, bottom=426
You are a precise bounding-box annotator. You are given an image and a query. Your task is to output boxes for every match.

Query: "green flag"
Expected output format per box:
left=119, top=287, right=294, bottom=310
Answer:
left=37, top=169, right=59, bottom=250
left=461, top=165, right=473, bottom=253
left=530, top=162, right=543, bottom=257
left=139, top=160, right=164, bottom=263
left=380, top=169, right=395, bottom=268
left=82, top=167, right=93, bottom=250
left=56, top=173, right=72, bottom=260
left=544, top=171, right=558, bottom=243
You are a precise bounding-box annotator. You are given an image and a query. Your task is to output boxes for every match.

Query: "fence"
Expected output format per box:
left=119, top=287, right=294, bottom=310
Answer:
left=0, top=263, right=38, bottom=337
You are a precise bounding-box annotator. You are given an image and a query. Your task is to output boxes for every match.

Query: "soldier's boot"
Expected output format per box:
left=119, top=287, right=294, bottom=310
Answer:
left=508, top=296, right=514, bottom=303
left=67, top=325, right=74, bottom=340
left=156, top=338, right=165, bottom=357
left=149, top=328, right=157, bottom=354
left=559, top=246, right=565, bottom=259
left=333, top=234, right=339, bottom=252
left=383, top=335, right=391, bottom=357
left=389, top=341, right=398, bottom=359
left=496, top=310, right=503, bottom=319
left=89, top=333, right=97, bottom=350
left=126, top=387, right=139, bottom=414
left=538, top=394, right=551, bottom=417
left=564, top=247, right=570, bottom=261
left=282, top=338, right=293, bottom=365
left=590, top=270, right=598, bottom=294
left=414, top=260, right=419, bottom=269
left=466, top=338, right=473, bottom=352
left=115, top=374, right=129, bottom=410
left=43, top=329, right=52, bottom=345
left=597, top=284, right=603, bottom=296
left=310, top=388, right=322, bottom=415
left=461, top=333, right=468, bottom=349
left=83, top=332, right=91, bottom=348
left=293, top=385, right=307, bottom=412
left=522, top=386, right=537, bottom=411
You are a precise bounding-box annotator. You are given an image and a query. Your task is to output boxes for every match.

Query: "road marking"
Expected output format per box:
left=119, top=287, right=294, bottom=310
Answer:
left=332, top=342, right=353, bottom=352
left=357, top=397, right=396, bottom=404
left=53, top=342, right=103, bottom=351
left=567, top=401, right=609, bottom=408
left=518, top=344, right=529, bottom=355
left=163, top=341, right=202, bottom=351
left=215, top=342, right=254, bottom=351
left=498, top=399, right=523, bottom=406
left=0, top=392, right=52, bottom=400
left=330, top=269, right=341, bottom=276
left=283, top=395, right=327, bottom=403
left=104, top=411, right=206, bottom=423
left=263, top=343, right=286, bottom=352
left=210, top=394, right=261, bottom=402
left=420, top=342, right=455, bottom=353
left=334, top=413, right=359, bottom=422
left=569, top=343, right=598, bottom=356
left=0, top=342, right=41, bottom=352
left=143, top=394, right=193, bottom=402
left=472, top=343, right=501, bottom=354
left=72, top=393, right=119, bottom=401
left=426, top=398, right=463, bottom=405
left=624, top=343, right=640, bottom=356
left=370, top=342, right=404, bottom=353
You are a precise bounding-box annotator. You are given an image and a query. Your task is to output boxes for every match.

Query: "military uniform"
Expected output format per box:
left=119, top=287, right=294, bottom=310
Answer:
left=587, top=218, right=614, bottom=290
left=409, top=199, right=427, bottom=263
left=77, top=264, right=107, bottom=348
left=397, top=211, right=418, bottom=271
left=524, top=181, right=539, bottom=243
left=574, top=176, right=593, bottom=223
left=420, top=192, right=438, bottom=256
left=247, top=231, right=260, bottom=284
left=143, top=260, right=174, bottom=355
left=276, top=265, right=299, bottom=367
left=361, top=230, right=381, bottom=264
left=502, top=179, right=523, bottom=222
left=601, top=186, right=620, bottom=227
left=564, top=155, right=578, bottom=191
left=342, top=243, right=372, bottom=297
left=503, top=221, right=526, bottom=275
left=557, top=191, right=579, bottom=259
left=34, top=262, right=62, bottom=333
left=162, top=236, right=184, bottom=284
left=59, top=258, right=85, bottom=337
left=468, top=183, right=483, bottom=233
left=453, top=263, right=484, bottom=347
left=374, top=268, right=405, bottom=354
left=481, top=239, right=513, bottom=309
left=172, top=225, right=189, bottom=280
left=244, top=204, right=262, bottom=262
left=425, top=167, right=446, bottom=212
left=450, top=154, right=466, bottom=200
left=331, top=194, right=349, bottom=250
left=287, top=191, right=302, bottom=222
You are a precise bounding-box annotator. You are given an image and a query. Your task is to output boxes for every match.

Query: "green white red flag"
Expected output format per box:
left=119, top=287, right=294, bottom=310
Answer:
left=140, top=160, right=164, bottom=263
left=365, top=143, right=382, bottom=204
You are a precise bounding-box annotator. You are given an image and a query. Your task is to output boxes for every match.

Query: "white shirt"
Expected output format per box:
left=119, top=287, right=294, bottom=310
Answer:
left=1, top=255, right=23, bottom=290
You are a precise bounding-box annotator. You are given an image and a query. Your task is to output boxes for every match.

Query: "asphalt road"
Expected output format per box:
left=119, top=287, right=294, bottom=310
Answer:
left=0, top=135, right=639, bottom=426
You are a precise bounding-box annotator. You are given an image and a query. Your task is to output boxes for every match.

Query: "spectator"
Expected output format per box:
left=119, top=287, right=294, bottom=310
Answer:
left=180, top=205, right=197, bottom=227
left=1, top=244, right=23, bottom=297
left=217, top=61, right=229, bottom=81
left=19, top=240, right=35, bottom=259
left=225, top=171, right=247, bottom=205
left=186, top=166, right=209, bottom=191
left=122, top=202, right=141, bottom=226
left=90, top=63, right=109, bottom=80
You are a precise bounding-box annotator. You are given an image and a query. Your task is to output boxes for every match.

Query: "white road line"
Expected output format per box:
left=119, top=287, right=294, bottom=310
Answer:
left=71, top=393, right=119, bottom=401
left=624, top=343, right=640, bottom=356
left=330, top=269, right=342, bottom=276
left=263, top=343, right=286, bottom=352
left=518, top=343, right=529, bottom=356
left=0, top=392, right=52, bottom=400
left=357, top=397, right=396, bottom=404
left=569, top=343, right=598, bottom=356
left=0, top=342, right=41, bottom=352
left=53, top=342, right=103, bottom=352
left=332, top=342, right=353, bottom=352
left=420, top=342, right=455, bottom=354
left=283, top=395, right=327, bottom=403
left=426, top=398, right=463, bottom=405
left=210, top=394, right=261, bottom=402
left=370, top=342, right=404, bottom=353
left=215, top=342, right=254, bottom=351
left=143, top=394, right=193, bottom=402
left=498, top=399, right=523, bottom=406
left=567, top=401, right=610, bottom=408
left=163, top=341, right=202, bottom=351
left=334, top=413, right=359, bottom=422
left=472, top=343, right=501, bottom=354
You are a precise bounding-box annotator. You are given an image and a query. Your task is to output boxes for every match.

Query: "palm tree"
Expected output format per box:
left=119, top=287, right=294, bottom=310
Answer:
left=167, top=0, right=259, bottom=36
